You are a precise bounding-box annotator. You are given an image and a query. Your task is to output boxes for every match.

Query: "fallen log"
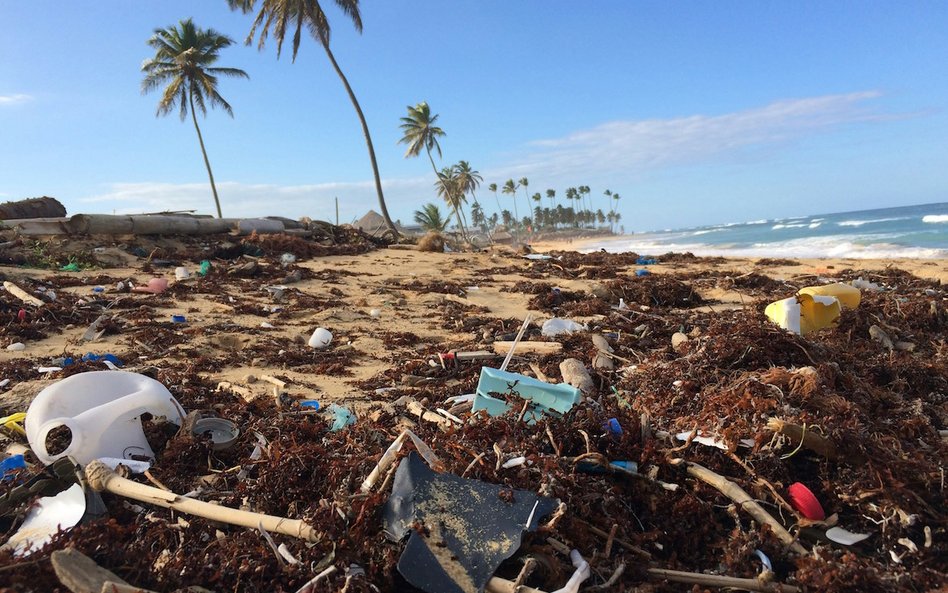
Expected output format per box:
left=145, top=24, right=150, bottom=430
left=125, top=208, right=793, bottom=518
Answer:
left=0, top=196, right=66, bottom=220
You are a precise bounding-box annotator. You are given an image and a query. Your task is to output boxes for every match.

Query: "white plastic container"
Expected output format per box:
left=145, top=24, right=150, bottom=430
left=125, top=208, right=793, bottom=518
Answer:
left=174, top=266, right=190, bottom=280
left=308, top=328, right=332, bottom=349
left=25, top=371, right=184, bottom=465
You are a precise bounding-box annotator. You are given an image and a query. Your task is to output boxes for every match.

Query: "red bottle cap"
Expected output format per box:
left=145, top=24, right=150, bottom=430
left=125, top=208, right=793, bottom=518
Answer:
left=788, top=482, right=826, bottom=520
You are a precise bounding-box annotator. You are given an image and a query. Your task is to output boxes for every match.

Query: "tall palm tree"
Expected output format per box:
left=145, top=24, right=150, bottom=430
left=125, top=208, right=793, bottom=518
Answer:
left=518, top=177, right=531, bottom=223
left=398, top=102, right=445, bottom=175
left=610, top=192, right=621, bottom=232
left=488, top=182, right=503, bottom=218
left=453, top=161, right=483, bottom=208
left=228, top=0, right=398, bottom=236
left=435, top=167, right=468, bottom=238
left=546, top=188, right=556, bottom=209
left=142, top=19, right=248, bottom=219
left=413, top=203, right=450, bottom=232
left=502, top=179, right=520, bottom=223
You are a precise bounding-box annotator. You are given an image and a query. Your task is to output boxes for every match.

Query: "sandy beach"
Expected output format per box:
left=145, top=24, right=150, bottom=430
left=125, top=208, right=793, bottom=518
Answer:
left=0, top=235, right=945, bottom=592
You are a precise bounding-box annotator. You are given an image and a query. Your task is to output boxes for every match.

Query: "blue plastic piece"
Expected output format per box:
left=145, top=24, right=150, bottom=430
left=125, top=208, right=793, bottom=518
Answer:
left=636, top=256, right=657, bottom=265
left=472, top=367, right=581, bottom=424
left=299, top=400, right=320, bottom=411
left=171, top=315, right=187, bottom=323
left=576, top=460, right=638, bottom=475
left=635, top=269, right=651, bottom=277
left=328, top=404, right=356, bottom=431
left=0, top=454, right=26, bottom=481
left=63, top=353, right=124, bottom=368
left=605, top=418, right=622, bottom=436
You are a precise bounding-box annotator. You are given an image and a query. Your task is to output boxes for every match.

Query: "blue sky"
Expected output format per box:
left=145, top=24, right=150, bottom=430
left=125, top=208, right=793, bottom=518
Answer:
left=1, top=1, right=946, bottom=231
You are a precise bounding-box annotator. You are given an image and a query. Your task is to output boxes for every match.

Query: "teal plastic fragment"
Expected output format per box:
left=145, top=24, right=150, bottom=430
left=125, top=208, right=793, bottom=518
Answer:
left=328, top=403, right=356, bottom=431
left=473, top=367, right=581, bottom=424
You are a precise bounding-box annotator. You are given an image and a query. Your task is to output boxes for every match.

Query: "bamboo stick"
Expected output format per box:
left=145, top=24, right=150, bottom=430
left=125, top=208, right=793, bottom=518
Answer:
left=3, top=281, right=44, bottom=307
left=85, top=461, right=318, bottom=542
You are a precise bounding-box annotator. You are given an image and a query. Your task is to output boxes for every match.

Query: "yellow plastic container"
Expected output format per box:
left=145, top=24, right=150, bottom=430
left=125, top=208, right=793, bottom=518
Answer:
left=765, top=293, right=843, bottom=335
left=798, top=283, right=861, bottom=309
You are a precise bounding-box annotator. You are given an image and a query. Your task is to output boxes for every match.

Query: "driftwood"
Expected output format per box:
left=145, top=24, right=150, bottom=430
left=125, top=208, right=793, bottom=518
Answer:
left=50, top=548, right=161, bottom=593
left=491, top=341, right=562, bottom=355
left=0, top=196, right=66, bottom=220
left=679, top=460, right=807, bottom=555
left=767, top=418, right=838, bottom=459
left=3, top=281, right=44, bottom=307
left=85, top=461, right=318, bottom=542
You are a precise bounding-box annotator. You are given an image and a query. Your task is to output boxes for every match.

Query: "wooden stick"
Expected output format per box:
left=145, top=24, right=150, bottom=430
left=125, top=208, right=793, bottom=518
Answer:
left=85, top=461, right=318, bottom=542
left=3, top=281, right=44, bottom=307
left=492, top=341, right=561, bottom=355
left=766, top=418, right=838, bottom=459
left=646, top=568, right=801, bottom=592
left=681, top=460, right=807, bottom=555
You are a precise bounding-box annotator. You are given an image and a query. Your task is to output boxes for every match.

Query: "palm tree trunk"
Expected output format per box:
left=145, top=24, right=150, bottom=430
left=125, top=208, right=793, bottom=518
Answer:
left=426, top=149, right=468, bottom=240
left=188, top=91, right=223, bottom=219
left=321, top=42, right=399, bottom=238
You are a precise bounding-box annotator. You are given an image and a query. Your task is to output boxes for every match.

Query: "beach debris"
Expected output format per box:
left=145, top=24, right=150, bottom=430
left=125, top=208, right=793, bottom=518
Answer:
left=4, top=483, right=86, bottom=556
left=25, top=371, right=184, bottom=465
left=50, top=548, right=135, bottom=593
left=869, top=324, right=895, bottom=351
left=308, top=327, right=333, bottom=349
left=634, top=269, right=650, bottom=276
left=132, top=277, right=168, bottom=294
left=171, top=314, right=187, bottom=323
left=766, top=282, right=863, bottom=335
left=84, top=460, right=318, bottom=541
left=559, top=358, right=594, bottom=393
left=826, top=526, right=872, bottom=546
left=473, top=367, right=581, bottom=423
left=174, top=266, right=190, bottom=280
left=0, top=454, right=26, bottom=480
left=591, top=334, right=615, bottom=370
left=382, top=452, right=559, bottom=593
left=417, top=231, right=446, bottom=252
left=491, top=341, right=562, bottom=355
left=766, top=418, right=838, bottom=459
left=851, top=277, right=882, bottom=291
left=787, top=482, right=826, bottom=520
left=3, top=281, right=45, bottom=307
left=499, top=314, right=533, bottom=371
left=6, top=342, right=25, bottom=351
left=798, top=282, right=861, bottom=308
left=191, top=416, right=240, bottom=450
left=541, top=318, right=586, bottom=337
left=674, top=430, right=754, bottom=451
left=327, top=403, right=356, bottom=431
left=670, top=331, right=689, bottom=352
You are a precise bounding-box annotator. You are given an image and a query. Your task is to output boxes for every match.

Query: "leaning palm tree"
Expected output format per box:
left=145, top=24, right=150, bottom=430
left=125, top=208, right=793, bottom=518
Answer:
left=502, top=179, right=520, bottom=223
left=228, top=0, right=398, bottom=237
left=142, top=19, right=248, bottom=219
left=518, top=177, right=531, bottom=223
left=413, top=203, right=450, bottom=232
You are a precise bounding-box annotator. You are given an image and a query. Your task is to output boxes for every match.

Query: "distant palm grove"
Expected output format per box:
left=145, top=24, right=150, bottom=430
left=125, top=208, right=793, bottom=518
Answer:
left=142, top=1, right=622, bottom=240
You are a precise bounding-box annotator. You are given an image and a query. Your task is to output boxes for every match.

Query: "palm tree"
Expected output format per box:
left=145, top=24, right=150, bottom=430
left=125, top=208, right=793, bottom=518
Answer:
left=435, top=167, right=468, bottom=238
left=488, top=182, right=502, bottom=217
left=142, top=19, right=248, bottom=219
left=546, top=188, right=556, bottom=209
left=228, top=0, right=398, bottom=237
left=518, top=177, right=531, bottom=223
left=502, top=179, right=520, bottom=224
left=454, top=161, right=483, bottom=208
left=610, top=192, right=621, bottom=232
left=398, top=102, right=445, bottom=174
left=413, top=203, right=450, bottom=232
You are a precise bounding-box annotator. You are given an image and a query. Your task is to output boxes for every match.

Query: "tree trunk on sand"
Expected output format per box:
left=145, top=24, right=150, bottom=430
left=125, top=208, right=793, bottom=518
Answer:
left=188, top=91, right=224, bottom=219
left=0, top=196, right=67, bottom=220
left=321, top=42, right=399, bottom=239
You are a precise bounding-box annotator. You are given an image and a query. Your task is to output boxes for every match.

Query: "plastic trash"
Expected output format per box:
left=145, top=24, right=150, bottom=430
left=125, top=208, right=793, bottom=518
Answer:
left=5, top=483, right=85, bottom=556
left=798, top=282, right=861, bottom=309
left=308, top=328, right=333, bottom=349
left=788, top=482, right=826, bottom=520
left=636, top=256, right=657, bottom=265
left=59, top=262, right=81, bottom=272
left=62, top=353, right=123, bottom=368
left=17, top=309, right=26, bottom=322
left=6, top=343, right=25, bottom=351
left=765, top=293, right=841, bottom=335
left=171, top=315, right=187, bottom=323
left=299, top=400, right=320, bottom=411
left=174, top=267, right=190, bottom=280
left=280, top=253, right=297, bottom=266
left=541, top=318, right=587, bottom=337
left=327, top=404, right=355, bottom=431
left=191, top=417, right=239, bottom=451
left=132, top=277, right=169, bottom=294
left=25, top=371, right=184, bottom=465
left=0, top=454, right=26, bottom=481
left=852, top=277, right=882, bottom=292
left=198, top=260, right=212, bottom=276
left=473, top=367, right=581, bottom=423
left=0, top=412, right=27, bottom=436
left=826, top=526, right=872, bottom=545
left=635, top=269, right=651, bottom=276
left=604, top=418, right=623, bottom=436
left=92, top=286, right=105, bottom=294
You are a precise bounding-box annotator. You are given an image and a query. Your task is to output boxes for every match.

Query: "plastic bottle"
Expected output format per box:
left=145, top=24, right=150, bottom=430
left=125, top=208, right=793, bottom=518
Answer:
left=25, top=371, right=184, bottom=465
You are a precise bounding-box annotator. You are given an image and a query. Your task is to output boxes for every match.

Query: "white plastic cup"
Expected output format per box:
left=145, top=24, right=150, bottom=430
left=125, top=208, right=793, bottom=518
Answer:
left=175, top=267, right=190, bottom=280
left=308, top=328, right=333, bottom=349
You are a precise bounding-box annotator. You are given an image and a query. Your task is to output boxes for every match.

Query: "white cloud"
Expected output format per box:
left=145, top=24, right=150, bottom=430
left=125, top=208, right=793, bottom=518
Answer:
left=0, top=94, right=32, bottom=105
left=77, top=177, right=431, bottom=223
left=493, top=91, right=890, bottom=180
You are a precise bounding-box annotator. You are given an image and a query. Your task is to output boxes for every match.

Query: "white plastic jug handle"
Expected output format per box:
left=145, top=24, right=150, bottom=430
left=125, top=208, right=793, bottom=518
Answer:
left=69, top=387, right=162, bottom=432
left=35, top=417, right=80, bottom=462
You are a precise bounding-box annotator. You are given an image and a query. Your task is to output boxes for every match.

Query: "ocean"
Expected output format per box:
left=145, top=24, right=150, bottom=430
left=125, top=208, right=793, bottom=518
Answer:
left=583, top=202, right=948, bottom=259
